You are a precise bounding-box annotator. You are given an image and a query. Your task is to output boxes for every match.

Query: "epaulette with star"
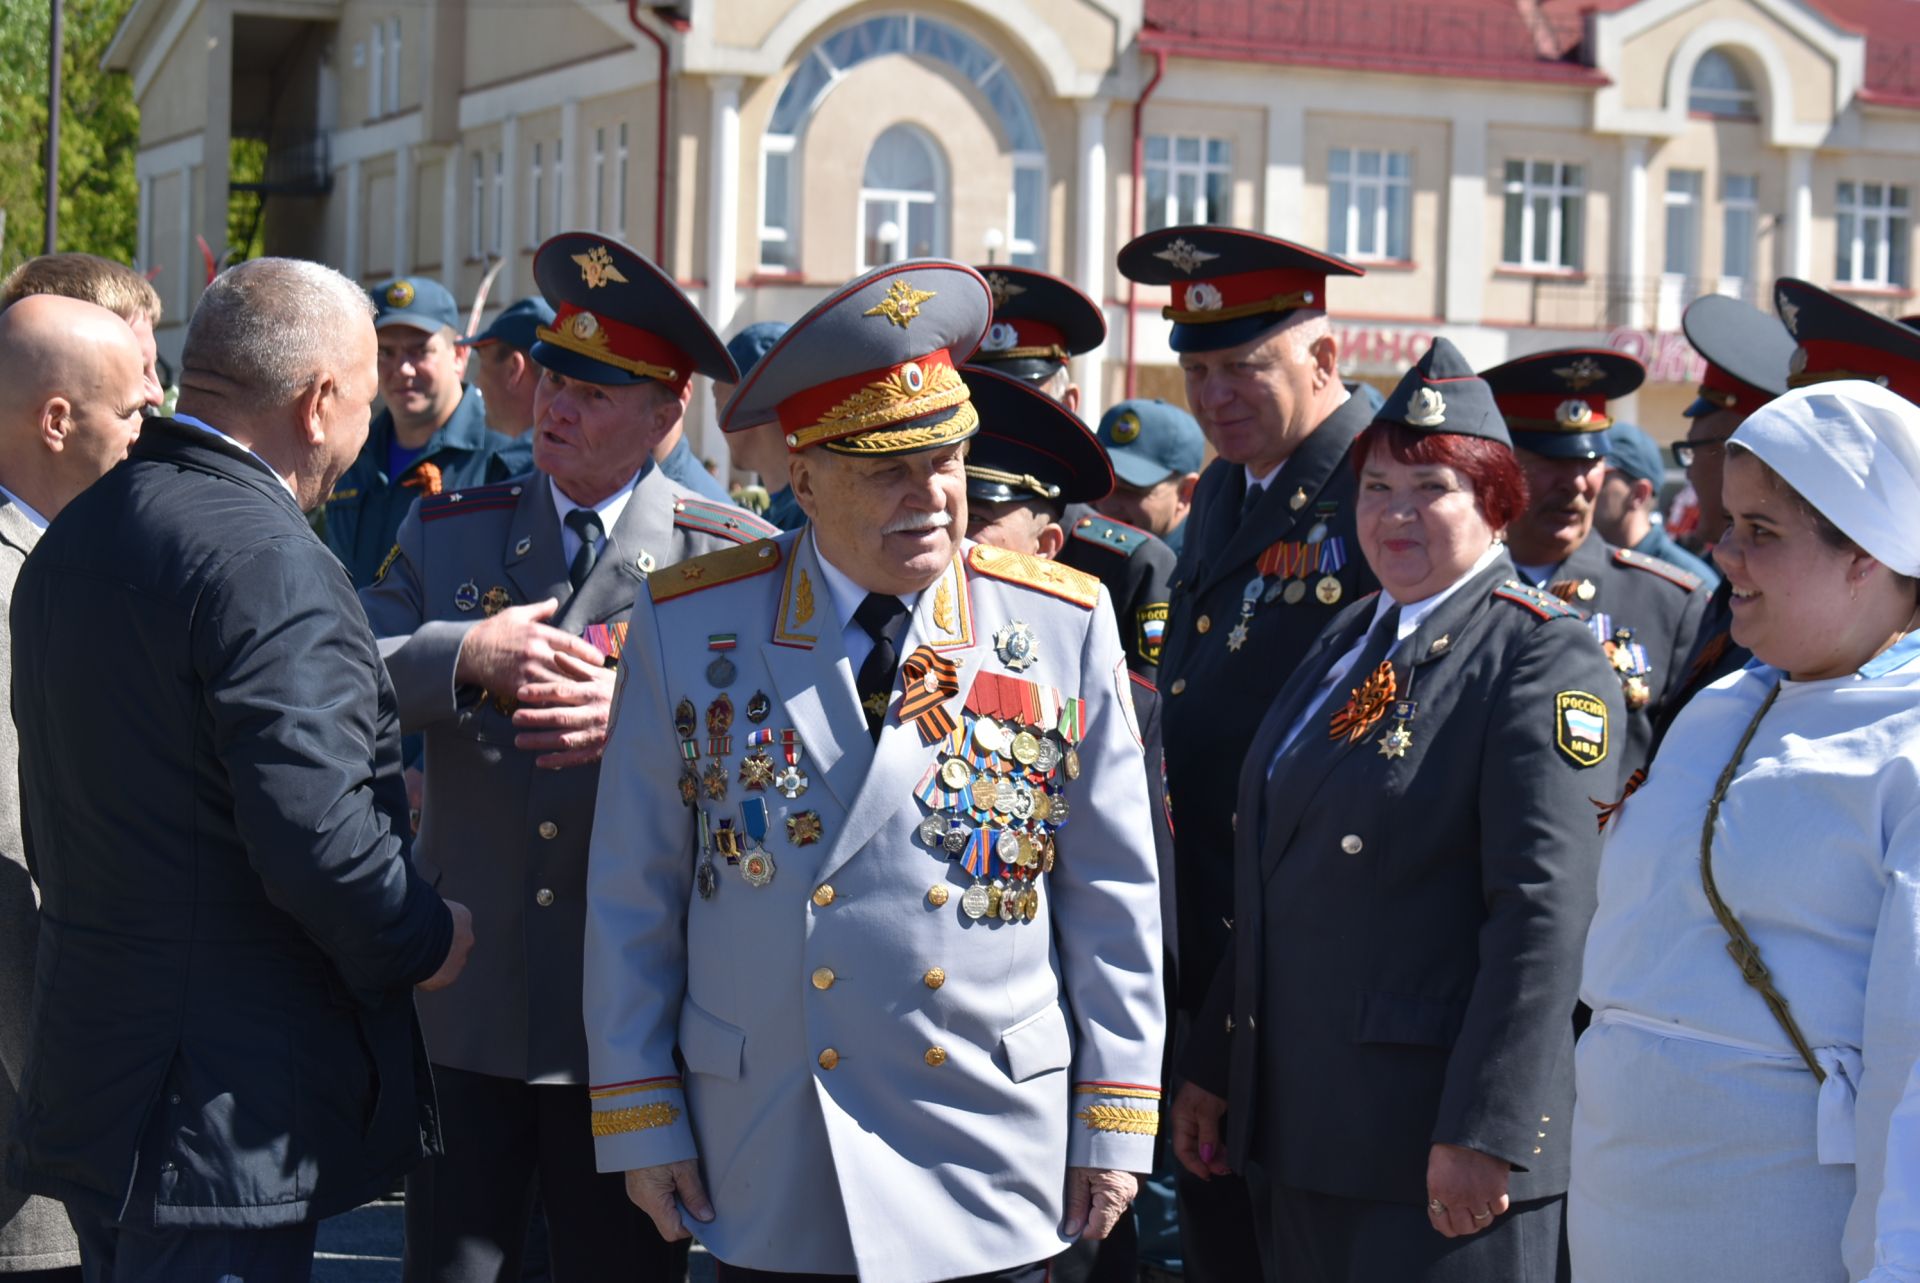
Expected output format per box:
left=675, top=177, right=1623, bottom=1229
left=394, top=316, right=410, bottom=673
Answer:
left=1492, top=579, right=1579, bottom=621
left=671, top=496, right=781, bottom=544
left=967, top=545, right=1101, bottom=610
left=1612, top=546, right=1703, bottom=592
left=1068, top=511, right=1149, bottom=558
left=651, top=539, right=783, bottom=604
left=419, top=479, right=527, bottom=523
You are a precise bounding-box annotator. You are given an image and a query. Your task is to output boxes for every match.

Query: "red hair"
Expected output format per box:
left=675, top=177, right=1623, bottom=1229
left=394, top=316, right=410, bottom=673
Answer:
left=1351, top=422, right=1529, bottom=531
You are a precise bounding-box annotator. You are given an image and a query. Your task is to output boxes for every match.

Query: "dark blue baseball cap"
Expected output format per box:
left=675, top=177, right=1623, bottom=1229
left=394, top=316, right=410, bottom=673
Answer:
left=1603, top=422, right=1665, bottom=486
left=1096, top=399, right=1204, bottom=488
left=725, top=321, right=790, bottom=382
left=370, top=276, right=460, bottom=334
left=458, top=297, right=555, bottom=352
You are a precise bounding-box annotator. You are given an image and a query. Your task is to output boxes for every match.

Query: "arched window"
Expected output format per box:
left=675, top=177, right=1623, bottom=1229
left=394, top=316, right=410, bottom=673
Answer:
left=1689, top=49, right=1758, bottom=117
left=758, top=14, right=1047, bottom=273
left=859, top=124, right=946, bottom=270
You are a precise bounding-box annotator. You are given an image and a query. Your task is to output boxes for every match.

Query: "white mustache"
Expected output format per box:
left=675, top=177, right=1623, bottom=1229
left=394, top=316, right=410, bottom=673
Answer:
left=883, top=510, right=953, bottom=534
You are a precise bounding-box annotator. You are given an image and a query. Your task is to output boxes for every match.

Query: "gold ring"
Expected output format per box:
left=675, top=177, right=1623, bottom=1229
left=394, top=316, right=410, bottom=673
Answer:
left=1471, top=1210, right=1491, bottom=1222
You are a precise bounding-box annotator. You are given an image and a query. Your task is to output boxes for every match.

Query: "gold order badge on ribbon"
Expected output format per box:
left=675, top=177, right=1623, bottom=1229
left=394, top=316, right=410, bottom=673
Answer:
left=1328, top=660, right=1396, bottom=743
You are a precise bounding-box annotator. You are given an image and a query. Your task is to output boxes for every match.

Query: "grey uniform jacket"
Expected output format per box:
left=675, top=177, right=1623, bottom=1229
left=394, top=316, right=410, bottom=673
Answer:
left=1524, top=532, right=1708, bottom=775
left=1187, top=556, right=1625, bottom=1204
left=0, top=498, right=77, bottom=1271
left=361, top=466, right=777, bottom=1082
left=582, top=531, right=1165, bottom=1283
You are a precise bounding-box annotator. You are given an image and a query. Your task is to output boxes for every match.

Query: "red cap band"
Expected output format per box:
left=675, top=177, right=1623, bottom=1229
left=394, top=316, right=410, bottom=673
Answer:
left=539, top=303, right=691, bottom=390
left=1790, top=339, right=1920, bottom=403
left=776, top=348, right=970, bottom=450
left=1163, top=267, right=1323, bottom=324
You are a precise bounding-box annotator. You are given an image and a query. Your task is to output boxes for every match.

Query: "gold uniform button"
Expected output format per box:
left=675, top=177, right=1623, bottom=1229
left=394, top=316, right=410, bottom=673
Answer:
left=1196, top=615, right=1212, bottom=634
left=811, top=967, right=835, bottom=990
left=927, top=885, right=950, bottom=908
left=813, top=884, right=836, bottom=907
left=1170, top=678, right=1187, bottom=696
left=1340, top=834, right=1363, bottom=854
left=925, top=1046, right=948, bottom=1067
left=537, top=820, right=558, bottom=840
left=923, top=967, right=946, bottom=990
left=818, top=1048, right=839, bottom=1070
left=535, top=888, right=555, bottom=907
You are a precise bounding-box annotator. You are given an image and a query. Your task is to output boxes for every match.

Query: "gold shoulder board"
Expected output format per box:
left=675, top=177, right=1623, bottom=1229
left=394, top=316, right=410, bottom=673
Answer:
left=651, top=539, right=783, bottom=604
left=967, top=544, right=1100, bottom=610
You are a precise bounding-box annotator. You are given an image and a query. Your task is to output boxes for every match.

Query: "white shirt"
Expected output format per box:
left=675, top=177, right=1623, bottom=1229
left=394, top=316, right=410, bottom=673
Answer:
left=1242, top=461, right=1284, bottom=496
left=1512, top=560, right=1560, bottom=587
left=172, top=412, right=296, bottom=498
left=1273, top=541, right=1506, bottom=762
left=811, top=527, right=921, bottom=672
left=0, top=484, right=48, bottom=530
left=550, top=468, right=641, bottom=568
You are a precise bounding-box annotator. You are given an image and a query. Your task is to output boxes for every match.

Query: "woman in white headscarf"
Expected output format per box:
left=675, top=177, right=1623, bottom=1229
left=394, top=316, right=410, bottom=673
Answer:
left=1570, top=381, right=1920, bottom=1282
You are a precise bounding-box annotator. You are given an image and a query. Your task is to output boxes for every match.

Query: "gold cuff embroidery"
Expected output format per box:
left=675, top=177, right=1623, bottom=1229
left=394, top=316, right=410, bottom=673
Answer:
left=1077, top=1104, right=1161, bottom=1136
left=591, top=1102, right=683, bottom=1137
left=589, top=1078, right=683, bottom=1101
left=1073, top=1085, right=1163, bottom=1101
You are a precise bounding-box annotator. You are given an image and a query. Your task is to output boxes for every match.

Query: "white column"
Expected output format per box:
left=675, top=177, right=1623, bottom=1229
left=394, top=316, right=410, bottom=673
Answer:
left=1263, top=99, right=1305, bottom=239
left=393, top=144, right=414, bottom=276
left=176, top=168, right=195, bottom=314
left=342, top=158, right=364, bottom=281
left=704, top=76, right=742, bottom=336
left=560, top=98, right=581, bottom=230
left=1443, top=113, right=1488, bottom=325
left=440, top=146, right=459, bottom=296
left=1618, top=136, right=1650, bottom=330
left=1786, top=148, right=1813, bottom=280
left=1074, top=98, right=1109, bottom=421
left=498, top=114, right=521, bottom=301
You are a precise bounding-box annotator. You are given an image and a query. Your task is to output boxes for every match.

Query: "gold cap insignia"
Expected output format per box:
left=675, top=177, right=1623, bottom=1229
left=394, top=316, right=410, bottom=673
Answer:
left=1406, top=387, right=1447, bottom=427
left=1111, top=411, right=1142, bottom=445
left=1152, top=238, right=1219, bottom=276
left=574, top=244, right=629, bottom=290
left=986, top=272, right=1026, bottom=309
left=1554, top=356, right=1606, bottom=390
left=864, top=279, right=937, bottom=328
left=385, top=280, right=415, bottom=308
left=1556, top=399, right=1595, bottom=428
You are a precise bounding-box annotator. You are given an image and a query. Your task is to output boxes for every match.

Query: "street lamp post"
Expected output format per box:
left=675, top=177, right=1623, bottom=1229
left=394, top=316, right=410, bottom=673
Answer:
left=44, top=0, right=64, bottom=254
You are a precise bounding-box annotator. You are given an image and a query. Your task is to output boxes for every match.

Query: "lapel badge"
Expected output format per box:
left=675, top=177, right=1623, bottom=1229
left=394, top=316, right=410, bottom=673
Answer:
left=739, top=752, right=775, bottom=791
left=993, top=621, right=1039, bottom=672
left=786, top=811, right=824, bottom=847
left=1289, top=487, right=1308, bottom=511
left=746, top=690, right=772, bottom=723
left=701, top=761, right=729, bottom=801
left=774, top=764, right=809, bottom=798
left=636, top=551, right=656, bottom=576
left=673, top=698, right=698, bottom=739
left=514, top=537, right=533, bottom=557
left=454, top=580, right=480, bottom=612
left=482, top=586, right=513, bottom=616
left=677, top=769, right=699, bottom=808
left=706, top=694, right=734, bottom=756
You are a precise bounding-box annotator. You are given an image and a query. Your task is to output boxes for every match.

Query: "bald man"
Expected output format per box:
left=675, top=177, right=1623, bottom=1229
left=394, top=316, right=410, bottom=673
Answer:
left=0, top=294, right=146, bottom=1282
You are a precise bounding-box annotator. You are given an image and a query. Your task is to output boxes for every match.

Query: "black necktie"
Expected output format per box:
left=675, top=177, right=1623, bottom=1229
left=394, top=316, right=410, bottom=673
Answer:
left=1240, top=479, right=1267, bottom=522
left=564, top=508, right=604, bottom=590
left=854, top=592, right=911, bottom=742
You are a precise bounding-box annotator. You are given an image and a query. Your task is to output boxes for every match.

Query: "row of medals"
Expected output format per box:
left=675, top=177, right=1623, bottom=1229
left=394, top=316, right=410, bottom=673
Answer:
left=914, top=711, right=1080, bottom=924
left=1228, top=525, right=1345, bottom=651
left=673, top=675, right=802, bottom=899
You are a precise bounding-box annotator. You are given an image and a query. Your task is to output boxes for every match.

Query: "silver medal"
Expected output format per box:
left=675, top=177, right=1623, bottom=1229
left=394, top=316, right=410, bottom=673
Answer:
left=961, top=882, right=991, bottom=919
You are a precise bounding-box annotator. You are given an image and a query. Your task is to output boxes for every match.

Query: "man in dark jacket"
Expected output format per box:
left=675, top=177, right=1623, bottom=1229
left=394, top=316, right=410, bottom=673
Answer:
left=6, top=257, right=474, bottom=1280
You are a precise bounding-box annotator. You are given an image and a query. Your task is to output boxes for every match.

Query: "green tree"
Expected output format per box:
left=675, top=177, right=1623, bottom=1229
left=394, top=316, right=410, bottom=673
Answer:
left=0, top=0, right=141, bottom=276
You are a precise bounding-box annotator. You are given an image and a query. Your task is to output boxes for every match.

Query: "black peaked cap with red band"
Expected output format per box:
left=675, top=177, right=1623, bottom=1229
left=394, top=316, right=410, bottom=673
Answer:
left=530, top=232, right=735, bottom=390
left=1116, top=225, right=1363, bottom=352
left=1680, top=293, right=1793, bottom=419
left=961, top=364, right=1114, bottom=507
left=968, top=267, right=1107, bottom=385
left=1480, top=348, right=1645, bottom=460
left=1775, top=277, right=1920, bottom=407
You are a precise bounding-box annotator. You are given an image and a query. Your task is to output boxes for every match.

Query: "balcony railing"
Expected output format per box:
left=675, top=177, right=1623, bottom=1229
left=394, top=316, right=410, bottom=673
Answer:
left=229, top=126, right=332, bottom=197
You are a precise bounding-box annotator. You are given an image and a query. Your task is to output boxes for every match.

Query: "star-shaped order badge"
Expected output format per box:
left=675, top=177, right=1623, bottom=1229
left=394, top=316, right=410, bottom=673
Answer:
left=1378, top=724, right=1413, bottom=759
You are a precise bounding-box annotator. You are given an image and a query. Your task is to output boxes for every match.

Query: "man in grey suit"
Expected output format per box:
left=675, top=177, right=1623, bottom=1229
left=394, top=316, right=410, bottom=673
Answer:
left=361, top=232, right=776, bottom=1283
left=583, top=260, right=1164, bottom=1283
left=0, top=295, right=148, bottom=1282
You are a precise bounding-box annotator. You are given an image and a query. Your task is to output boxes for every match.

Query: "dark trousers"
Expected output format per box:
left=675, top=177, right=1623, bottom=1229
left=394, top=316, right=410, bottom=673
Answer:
left=67, top=1207, right=316, bottom=1283
left=1174, top=1168, right=1263, bottom=1283
left=402, top=1065, right=687, bottom=1283
left=716, top=1264, right=1048, bottom=1283
left=1245, top=1165, right=1567, bottom=1283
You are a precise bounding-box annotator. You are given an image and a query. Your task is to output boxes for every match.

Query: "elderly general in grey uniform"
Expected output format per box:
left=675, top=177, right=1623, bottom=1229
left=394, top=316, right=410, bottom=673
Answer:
left=581, top=261, right=1166, bottom=1283
left=361, top=231, right=776, bottom=1283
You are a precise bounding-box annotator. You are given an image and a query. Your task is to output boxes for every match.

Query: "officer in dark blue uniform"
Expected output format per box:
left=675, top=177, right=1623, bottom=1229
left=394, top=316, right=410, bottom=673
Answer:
left=323, top=276, right=530, bottom=584
left=1117, top=225, right=1377, bottom=1283
left=968, top=265, right=1180, bottom=681
left=1479, top=348, right=1707, bottom=775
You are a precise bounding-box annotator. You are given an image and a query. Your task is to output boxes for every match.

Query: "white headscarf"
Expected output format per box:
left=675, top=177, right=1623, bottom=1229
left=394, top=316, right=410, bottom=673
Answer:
left=1730, top=380, right=1920, bottom=576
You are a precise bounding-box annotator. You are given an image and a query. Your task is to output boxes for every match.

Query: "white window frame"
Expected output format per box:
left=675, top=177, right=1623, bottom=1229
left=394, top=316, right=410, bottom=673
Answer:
left=491, top=149, right=504, bottom=256
left=1501, top=159, right=1585, bottom=272
left=1328, top=147, right=1412, bottom=262
left=856, top=124, right=946, bottom=273
left=528, top=141, right=544, bottom=247
left=367, top=23, right=384, bottom=120
left=758, top=133, right=797, bottom=273
left=1663, top=168, right=1703, bottom=282
left=468, top=150, right=484, bottom=258
left=1721, top=173, right=1758, bottom=297
left=1836, top=181, right=1911, bottom=289
left=1688, top=50, right=1757, bottom=118
left=615, top=124, right=630, bottom=238
left=1143, top=133, right=1231, bottom=231
left=1006, top=153, right=1046, bottom=268
left=590, top=127, right=606, bottom=233
left=385, top=18, right=402, bottom=117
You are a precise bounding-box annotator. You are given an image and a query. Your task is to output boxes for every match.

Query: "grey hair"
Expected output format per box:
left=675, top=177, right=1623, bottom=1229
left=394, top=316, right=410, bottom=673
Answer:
left=181, top=258, right=374, bottom=403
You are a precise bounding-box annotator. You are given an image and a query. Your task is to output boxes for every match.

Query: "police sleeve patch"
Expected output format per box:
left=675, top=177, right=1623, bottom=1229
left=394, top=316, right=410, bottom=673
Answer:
left=1554, top=691, right=1610, bottom=768
left=1135, top=602, right=1169, bottom=666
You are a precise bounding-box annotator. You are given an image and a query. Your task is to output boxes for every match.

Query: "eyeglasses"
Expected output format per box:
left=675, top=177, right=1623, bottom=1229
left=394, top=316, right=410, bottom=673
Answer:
left=1671, top=432, right=1738, bottom=468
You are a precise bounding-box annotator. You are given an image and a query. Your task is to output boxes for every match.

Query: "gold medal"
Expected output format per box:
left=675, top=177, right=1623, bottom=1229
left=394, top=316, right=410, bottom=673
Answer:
left=940, top=757, right=973, bottom=790
left=1031, top=791, right=1054, bottom=822
left=1316, top=575, right=1343, bottom=606
left=1064, top=748, right=1082, bottom=780
left=970, top=775, right=999, bottom=811
left=1011, top=731, right=1041, bottom=766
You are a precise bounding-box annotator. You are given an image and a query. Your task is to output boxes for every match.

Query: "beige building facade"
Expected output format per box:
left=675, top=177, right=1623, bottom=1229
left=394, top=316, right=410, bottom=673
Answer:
left=107, top=0, right=1918, bottom=455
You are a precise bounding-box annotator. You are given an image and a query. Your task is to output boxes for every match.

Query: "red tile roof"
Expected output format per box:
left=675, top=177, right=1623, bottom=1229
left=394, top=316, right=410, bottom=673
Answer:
left=1141, top=0, right=1918, bottom=106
